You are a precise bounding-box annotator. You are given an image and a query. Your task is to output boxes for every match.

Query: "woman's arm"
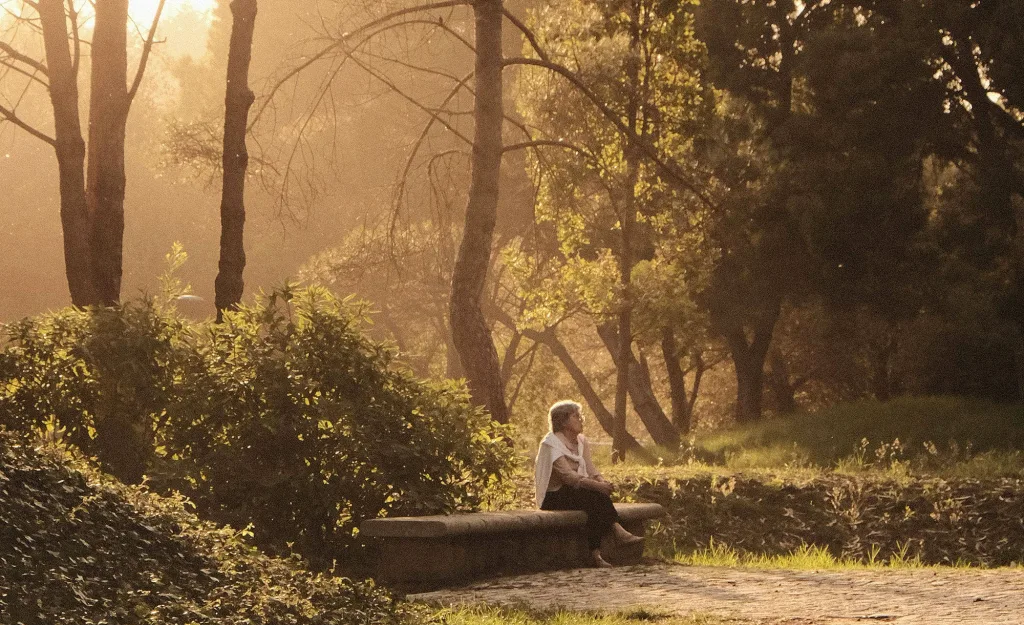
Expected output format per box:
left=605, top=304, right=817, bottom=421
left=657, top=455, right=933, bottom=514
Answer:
left=551, top=456, right=612, bottom=494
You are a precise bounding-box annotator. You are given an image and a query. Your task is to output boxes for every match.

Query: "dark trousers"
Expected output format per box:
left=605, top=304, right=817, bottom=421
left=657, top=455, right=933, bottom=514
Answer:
left=541, top=486, right=620, bottom=550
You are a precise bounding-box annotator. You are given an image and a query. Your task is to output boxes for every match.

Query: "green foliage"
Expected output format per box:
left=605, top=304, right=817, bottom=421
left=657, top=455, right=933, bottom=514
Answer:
left=613, top=468, right=1024, bottom=567
left=674, top=540, right=946, bottom=570
left=0, top=286, right=515, bottom=569
left=159, top=286, right=514, bottom=565
left=0, top=431, right=407, bottom=625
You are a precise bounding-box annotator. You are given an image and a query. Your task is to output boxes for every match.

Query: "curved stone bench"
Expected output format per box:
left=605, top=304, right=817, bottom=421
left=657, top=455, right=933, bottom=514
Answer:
left=360, top=502, right=664, bottom=588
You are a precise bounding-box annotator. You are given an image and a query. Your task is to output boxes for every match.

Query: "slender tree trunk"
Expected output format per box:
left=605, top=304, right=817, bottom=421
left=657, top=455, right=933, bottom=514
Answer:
left=687, top=351, right=706, bottom=425
left=87, top=0, right=130, bottom=305
left=660, top=327, right=692, bottom=434
left=450, top=0, right=509, bottom=423
left=215, top=0, right=258, bottom=321
left=598, top=323, right=681, bottom=448
left=1014, top=324, right=1024, bottom=402
left=38, top=0, right=94, bottom=306
left=721, top=299, right=779, bottom=425
left=524, top=327, right=653, bottom=461
left=766, top=348, right=798, bottom=413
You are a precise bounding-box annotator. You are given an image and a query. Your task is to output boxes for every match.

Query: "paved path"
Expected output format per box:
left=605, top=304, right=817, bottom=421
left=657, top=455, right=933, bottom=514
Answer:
left=410, top=563, right=1024, bottom=624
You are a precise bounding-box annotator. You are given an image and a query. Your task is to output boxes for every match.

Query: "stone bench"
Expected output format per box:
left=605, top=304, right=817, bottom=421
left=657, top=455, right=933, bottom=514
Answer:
left=360, top=502, right=665, bottom=589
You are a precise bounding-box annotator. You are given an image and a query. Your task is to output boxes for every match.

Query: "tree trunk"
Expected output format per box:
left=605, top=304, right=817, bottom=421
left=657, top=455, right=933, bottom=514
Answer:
left=86, top=0, right=130, bottom=305
left=38, top=0, right=94, bottom=306
left=215, top=0, right=258, bottom=321
left=1014, top=324, right=1024, bottom=402
left=660, top=327, right=692, bottom=434
left=524, top=327, right=653, bottom=461
left=597, top=323, right=680, bottom=448
left=766, top=348, right=798, bottom=414
left=721, top=300, right=779, bottom=425
left=449, top=0, right=508, bottom=423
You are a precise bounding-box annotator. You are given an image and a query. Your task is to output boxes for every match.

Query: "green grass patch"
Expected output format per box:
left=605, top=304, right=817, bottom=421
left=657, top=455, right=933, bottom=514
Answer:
left=674, top=539, right=975, bottom=570
left=420, top=604, right=740, bottom=625
left=693, top=396, right=1024, bottom=477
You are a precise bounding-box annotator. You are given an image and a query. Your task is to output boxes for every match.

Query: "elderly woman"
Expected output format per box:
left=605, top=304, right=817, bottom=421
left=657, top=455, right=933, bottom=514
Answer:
left=535, top=400, right=643, bottom=568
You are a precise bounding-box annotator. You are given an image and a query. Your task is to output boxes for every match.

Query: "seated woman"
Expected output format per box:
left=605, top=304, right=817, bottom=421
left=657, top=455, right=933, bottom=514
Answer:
left=535, top=400, right=643, bottom=568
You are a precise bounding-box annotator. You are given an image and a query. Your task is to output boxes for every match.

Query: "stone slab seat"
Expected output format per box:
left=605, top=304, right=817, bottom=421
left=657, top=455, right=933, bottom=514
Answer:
left=360, top=502, right=665, bottom=589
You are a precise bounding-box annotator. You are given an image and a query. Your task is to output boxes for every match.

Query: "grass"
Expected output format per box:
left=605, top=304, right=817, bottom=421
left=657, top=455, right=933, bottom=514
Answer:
left=583, top=396, right=1024, bottom=480
left=672, top=539, right=977, bottom=570
left=695, top=396, right=1024, bottom=472
left=420, top=604, right=741, bottom=625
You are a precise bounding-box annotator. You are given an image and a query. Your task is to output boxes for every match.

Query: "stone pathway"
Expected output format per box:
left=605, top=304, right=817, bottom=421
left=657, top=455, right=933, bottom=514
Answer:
left=409, top=563, right=1024, bottom=624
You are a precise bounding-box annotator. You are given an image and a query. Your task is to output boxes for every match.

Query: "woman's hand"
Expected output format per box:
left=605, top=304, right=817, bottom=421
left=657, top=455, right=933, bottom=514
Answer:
left=585, top=479, right=614, bottom=496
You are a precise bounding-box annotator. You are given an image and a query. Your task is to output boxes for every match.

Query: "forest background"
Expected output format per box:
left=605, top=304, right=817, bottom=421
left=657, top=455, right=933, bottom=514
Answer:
left=1, top=0, right=1022, bottom=454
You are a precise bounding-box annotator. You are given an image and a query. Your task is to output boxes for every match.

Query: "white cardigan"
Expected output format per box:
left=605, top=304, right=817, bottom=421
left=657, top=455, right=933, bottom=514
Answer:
left=534, top=431, right=592, bottom=508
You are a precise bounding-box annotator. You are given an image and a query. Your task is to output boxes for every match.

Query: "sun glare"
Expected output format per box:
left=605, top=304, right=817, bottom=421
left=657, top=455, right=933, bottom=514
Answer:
left=129, top=0, right=217, bottom=29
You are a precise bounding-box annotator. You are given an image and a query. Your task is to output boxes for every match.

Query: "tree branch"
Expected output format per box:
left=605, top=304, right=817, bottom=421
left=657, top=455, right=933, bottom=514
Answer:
left=250, top=1, right=471, bottom=129
left=127, top=0, right=166, bottom=104
left=0, top=42, right=48, bottom=75
left=501, top=8, right=549, bottom=63
left=503, top=139, right=592, bottom=157
left=505, top=56, right=716, bottom=210
left=0, top=59, right=49, bottom=88
left=0, top=103, right=56, bottom=146
left=392, top=70, right=475, bottom=226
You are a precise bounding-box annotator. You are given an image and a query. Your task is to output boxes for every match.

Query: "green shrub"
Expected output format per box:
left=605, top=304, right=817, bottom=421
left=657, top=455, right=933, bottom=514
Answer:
left=0, top=431, right=408, bottom=625
left=0, top=300, right=187, bottom=482
left=158, top=286, right=514, bottom=566
left=0, top=286, right=515, bottom=569
left=613, top=468, right=1024, bottom=567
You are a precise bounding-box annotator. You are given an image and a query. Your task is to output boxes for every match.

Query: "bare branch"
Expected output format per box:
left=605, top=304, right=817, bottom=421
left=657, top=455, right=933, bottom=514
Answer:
left=69, top=0, right=81, bottom=77
left=0, top=103, right=56, bottom=145
left=0, top=59, right=49, bottom=88
left=501, top=8, right=549, bottom=63
left=503, top=139, right=592, bottom=157
left=392, top=70, right=474, bottom=222
left=251, top=1, right=471, bottom=129
left=127, top=0, right=166, bottom=104
left=345, top=49, right=472, bottom=146
left=0, top=42, right=48, bottom=75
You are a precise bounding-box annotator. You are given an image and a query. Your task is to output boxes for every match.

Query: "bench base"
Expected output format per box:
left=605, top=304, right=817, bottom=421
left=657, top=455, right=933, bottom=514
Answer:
left=363, top=504, right=661, bottom=589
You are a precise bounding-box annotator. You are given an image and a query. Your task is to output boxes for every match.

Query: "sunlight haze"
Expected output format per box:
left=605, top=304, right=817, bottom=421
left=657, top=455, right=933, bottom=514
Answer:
left=130, top=0, right=217, bottom=26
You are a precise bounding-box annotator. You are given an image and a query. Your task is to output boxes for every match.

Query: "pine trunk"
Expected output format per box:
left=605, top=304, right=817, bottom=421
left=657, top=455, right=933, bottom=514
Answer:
left=449, top=0, right=509, bottom=423
left=215, top=0, right=258, bottom=321
left=38, top=0, right=94, bottom=306
left=86, top=0, right=130, bottom=305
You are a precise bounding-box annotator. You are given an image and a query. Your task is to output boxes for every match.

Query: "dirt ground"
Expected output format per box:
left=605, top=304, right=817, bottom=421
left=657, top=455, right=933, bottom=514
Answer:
left=409, top=562, right=1024, bottom=624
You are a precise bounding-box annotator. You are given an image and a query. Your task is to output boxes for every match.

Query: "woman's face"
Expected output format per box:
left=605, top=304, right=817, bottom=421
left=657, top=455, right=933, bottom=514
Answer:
left=564, top=410, right=584, bottom=436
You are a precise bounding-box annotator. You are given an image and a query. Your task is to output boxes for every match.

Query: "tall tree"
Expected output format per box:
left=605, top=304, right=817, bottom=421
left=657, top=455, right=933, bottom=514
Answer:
left=1, top=0, right=166, bottom=306
left=449, top=0, right=510, bottom=423
left=214, top=0, right=258, bottom=321
left=515, top=0, right=708, bottom=445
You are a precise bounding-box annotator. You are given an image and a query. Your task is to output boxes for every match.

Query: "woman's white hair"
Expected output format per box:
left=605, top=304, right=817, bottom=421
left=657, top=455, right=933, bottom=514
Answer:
left=548, top=400, right=582, bottom=432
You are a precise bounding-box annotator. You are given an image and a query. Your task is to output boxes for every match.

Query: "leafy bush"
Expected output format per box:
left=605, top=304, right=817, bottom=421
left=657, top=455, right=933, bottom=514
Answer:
left=0, top=431, right=408, bottom=625
left=0, top=300, right=186, bottom=482
left=158, top=286, right=514, bottom=566
left=0, top=286, right=514, bottom=569
left=610, top=467, right=1024, bottom=567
